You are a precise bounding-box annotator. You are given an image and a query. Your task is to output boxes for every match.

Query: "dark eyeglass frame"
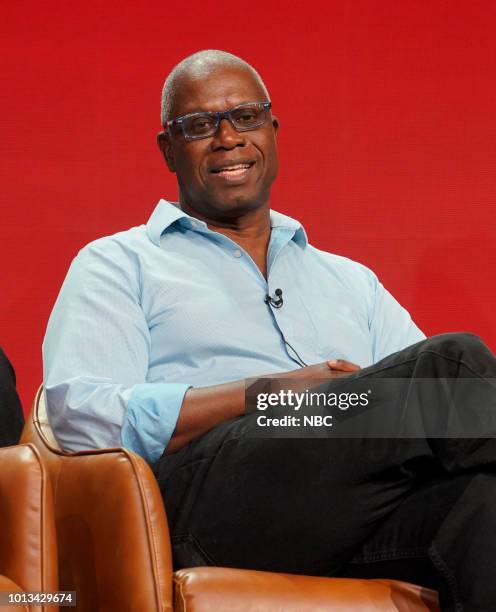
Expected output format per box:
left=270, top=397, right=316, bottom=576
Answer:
left=165, top=101, right=272, bottom=141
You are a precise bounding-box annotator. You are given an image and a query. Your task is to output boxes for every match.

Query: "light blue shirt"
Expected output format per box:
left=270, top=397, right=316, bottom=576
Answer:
left=43, top=200, right=425, bottom=463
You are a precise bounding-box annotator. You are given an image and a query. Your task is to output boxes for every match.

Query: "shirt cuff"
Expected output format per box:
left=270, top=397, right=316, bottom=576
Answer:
left=121, top=382, right=192, bottom=464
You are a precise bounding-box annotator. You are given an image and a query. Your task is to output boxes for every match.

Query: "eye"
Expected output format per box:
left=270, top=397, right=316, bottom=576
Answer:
left=235, top=109, right=259, bottom=124
left=185, top=115, right=216, bottom=135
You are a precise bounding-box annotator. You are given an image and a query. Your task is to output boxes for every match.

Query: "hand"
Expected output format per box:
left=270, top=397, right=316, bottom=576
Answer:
left=258, top=359, right=361, bottom=397
left=281, top=359, right=360, bottom=380
left=326, top=358, right=361, bottom=378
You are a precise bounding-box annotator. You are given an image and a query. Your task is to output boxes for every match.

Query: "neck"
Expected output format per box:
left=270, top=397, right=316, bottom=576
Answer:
left=179, top=200, right=272, bottom=278
left=179, top=200, right=271, bottom=243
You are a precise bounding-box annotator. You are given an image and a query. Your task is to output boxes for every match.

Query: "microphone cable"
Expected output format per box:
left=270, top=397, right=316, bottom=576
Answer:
left=264, top=288, right=308, bottom=367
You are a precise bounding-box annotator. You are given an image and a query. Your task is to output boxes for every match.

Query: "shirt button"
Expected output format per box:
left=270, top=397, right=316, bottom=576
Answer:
left=233, top=249, right=242, bottom=258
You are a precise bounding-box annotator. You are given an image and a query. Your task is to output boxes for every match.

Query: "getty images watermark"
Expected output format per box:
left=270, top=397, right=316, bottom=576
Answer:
left=245, top=377, right=496, bottom=438
left=255, top=388, right=371, bottom=428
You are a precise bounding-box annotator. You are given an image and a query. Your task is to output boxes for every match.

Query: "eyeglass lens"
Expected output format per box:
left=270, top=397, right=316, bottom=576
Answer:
left=182, top=104, right=268, bottom=139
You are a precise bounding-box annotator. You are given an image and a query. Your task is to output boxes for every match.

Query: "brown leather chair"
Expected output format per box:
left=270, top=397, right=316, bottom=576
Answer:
left=22, top=387, right=440, bottom=611
left=21, top=388, right=172, bottom=612
left=0, top=443, right=58, bottom=612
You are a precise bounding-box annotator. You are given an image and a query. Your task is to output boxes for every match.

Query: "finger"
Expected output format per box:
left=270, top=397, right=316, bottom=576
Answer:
left=327, top=359, right=361, bottom=372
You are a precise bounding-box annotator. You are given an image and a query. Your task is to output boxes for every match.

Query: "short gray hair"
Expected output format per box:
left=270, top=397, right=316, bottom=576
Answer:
left=160, top=49, right=270, bottom=126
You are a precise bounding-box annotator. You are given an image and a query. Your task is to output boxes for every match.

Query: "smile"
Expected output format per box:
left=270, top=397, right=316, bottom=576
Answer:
left=210, top=162, right=255, bottom=181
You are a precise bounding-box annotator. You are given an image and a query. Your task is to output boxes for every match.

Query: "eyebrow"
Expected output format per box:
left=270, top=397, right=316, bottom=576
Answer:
left=175, top=99, right=255, bottom=117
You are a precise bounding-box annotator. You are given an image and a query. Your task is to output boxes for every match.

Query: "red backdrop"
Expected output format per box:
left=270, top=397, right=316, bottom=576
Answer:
left=2, top=1, right=495, bottom=410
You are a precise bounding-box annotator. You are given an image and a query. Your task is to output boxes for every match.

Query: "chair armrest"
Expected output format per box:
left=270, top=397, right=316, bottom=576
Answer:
left=22, top=387, right=174, bottom=612
left=50, top=448, right=173, bottom=611
left=174, top=567, right=440, bottom=612
left=0, top=444, right=58, bottom=612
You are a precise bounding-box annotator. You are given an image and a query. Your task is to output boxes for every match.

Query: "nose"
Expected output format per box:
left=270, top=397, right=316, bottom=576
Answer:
left=211, top=118, right=246, bottom=150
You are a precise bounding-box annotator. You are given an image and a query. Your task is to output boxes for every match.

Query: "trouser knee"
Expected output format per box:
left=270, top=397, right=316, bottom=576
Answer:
left=420, top=332, right=489, bottom=360
left=422, top=332, right=486, bottom=353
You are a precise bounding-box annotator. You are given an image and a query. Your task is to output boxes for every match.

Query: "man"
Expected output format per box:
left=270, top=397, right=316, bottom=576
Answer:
left=44, top=50, right=496, bottom=611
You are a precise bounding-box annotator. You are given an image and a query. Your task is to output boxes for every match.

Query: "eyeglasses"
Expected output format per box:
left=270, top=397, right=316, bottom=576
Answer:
left=165, top=101, right=272, bottom=141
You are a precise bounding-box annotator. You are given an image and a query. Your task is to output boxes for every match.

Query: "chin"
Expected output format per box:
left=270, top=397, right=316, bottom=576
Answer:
left=221, top=184, right=271, bottom=208
left=180, top=183, right=271, bottom=220
left=215, top=196, right=264, bottom=216
left=200, top=189, right=265, bottom=218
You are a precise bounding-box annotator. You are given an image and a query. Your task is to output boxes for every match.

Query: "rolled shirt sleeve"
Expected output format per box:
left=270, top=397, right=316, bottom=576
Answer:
left=43, top=238, right=190, bottom=463
left=121, top=382, right=191, bottom=463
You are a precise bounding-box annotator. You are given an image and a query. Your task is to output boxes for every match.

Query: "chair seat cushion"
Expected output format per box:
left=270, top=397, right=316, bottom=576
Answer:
left=174, top=567, right=439, bottom=611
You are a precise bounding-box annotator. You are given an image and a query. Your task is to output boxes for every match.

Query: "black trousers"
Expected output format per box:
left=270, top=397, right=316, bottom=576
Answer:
left=153, top=333, right=496, bottom=612
left=0, top=347, right=24, bottom=447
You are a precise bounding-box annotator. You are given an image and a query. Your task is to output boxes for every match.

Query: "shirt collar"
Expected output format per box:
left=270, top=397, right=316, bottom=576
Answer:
left=269, top=209, right=308, bottom=248
left=147, top=199, right=308, bottom=248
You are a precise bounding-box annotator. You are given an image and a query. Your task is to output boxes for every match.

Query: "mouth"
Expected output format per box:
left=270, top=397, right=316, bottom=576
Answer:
left=210, top=161, right=255, bottom=182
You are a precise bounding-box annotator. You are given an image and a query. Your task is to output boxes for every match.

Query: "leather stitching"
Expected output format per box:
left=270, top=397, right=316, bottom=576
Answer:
left=173, top=575, right=187, bottom=612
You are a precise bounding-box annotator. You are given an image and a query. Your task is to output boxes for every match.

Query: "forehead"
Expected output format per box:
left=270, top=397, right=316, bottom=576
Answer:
left=172, top=66, right=268, bottom=117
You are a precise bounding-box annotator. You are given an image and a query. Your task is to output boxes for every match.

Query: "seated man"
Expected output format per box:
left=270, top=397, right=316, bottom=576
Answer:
left=0, top=347, right=24, bottom=446
left=43, top=50, right=496, bottom=612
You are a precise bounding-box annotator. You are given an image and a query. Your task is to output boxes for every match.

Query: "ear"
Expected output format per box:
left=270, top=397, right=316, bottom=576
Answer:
left=157, top=130, right=176, bottom=173
left=271, top=115, right=279, bottom=136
